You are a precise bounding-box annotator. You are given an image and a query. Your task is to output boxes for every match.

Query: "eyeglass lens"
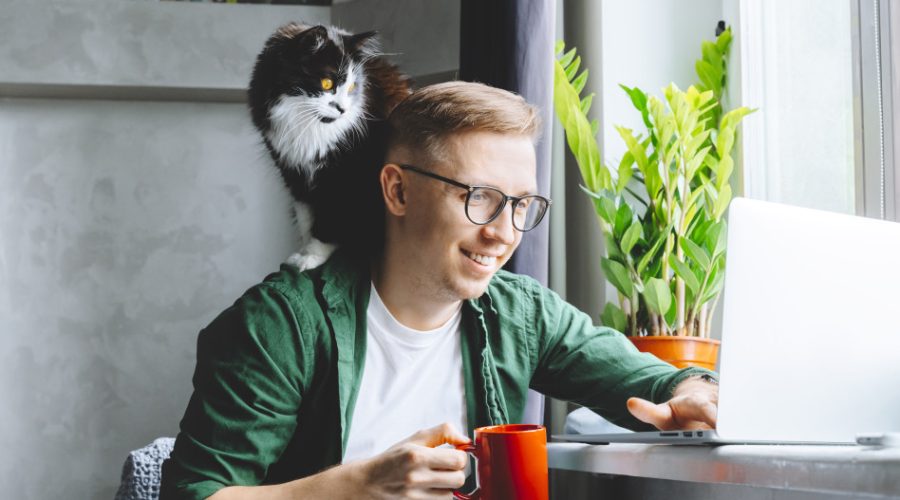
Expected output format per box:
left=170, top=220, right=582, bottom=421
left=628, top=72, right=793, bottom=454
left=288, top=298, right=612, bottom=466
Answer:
left=466, top=187, right=548, bottom=231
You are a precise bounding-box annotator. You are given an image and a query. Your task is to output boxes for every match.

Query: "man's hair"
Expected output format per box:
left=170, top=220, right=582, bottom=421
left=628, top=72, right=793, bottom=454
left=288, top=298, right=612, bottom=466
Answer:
left=386, top=81, right=541, bottom=164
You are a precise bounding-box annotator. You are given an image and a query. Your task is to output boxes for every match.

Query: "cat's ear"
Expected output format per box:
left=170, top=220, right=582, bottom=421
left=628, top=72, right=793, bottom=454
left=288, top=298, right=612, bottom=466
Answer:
left=297, top=25, right=330, bottom=52
left=343, top=31, right=379, bottom=58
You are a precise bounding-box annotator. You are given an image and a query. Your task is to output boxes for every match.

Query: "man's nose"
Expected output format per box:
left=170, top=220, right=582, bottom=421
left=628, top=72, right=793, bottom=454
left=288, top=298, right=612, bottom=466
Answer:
left=482, top=203, right=517, bottom=244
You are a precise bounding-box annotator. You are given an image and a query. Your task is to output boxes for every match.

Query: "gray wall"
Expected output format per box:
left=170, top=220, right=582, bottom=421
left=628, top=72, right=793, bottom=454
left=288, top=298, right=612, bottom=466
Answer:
left=0, top=1, right=459, bottom=498
left=0, top=2, right=324, bottom=499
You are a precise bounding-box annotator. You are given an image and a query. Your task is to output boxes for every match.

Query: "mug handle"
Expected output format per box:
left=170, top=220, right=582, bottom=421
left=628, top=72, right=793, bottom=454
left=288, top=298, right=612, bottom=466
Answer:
left=452, top=443, right=480, bottom=500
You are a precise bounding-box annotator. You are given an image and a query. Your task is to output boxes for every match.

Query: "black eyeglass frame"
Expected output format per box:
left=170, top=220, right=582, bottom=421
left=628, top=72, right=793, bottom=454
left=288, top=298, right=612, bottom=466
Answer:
left=399, top=164, right=552, bottom=232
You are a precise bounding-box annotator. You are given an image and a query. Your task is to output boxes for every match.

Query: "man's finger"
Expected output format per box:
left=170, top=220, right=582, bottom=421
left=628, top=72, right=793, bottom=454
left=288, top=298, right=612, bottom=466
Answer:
left=627, top=397, right=674, bottom=428
left=422, top=447, right=469, bottom=470
left=406, top=422, right=471, bottom=447
left=670, top=397, right=718, bottom=428
left=421, top=469, right=467, bottom=489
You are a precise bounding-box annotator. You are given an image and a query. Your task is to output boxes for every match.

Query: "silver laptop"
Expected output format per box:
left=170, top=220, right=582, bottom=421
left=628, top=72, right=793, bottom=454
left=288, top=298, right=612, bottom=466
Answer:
left=554, top=197, right=900, bottom=445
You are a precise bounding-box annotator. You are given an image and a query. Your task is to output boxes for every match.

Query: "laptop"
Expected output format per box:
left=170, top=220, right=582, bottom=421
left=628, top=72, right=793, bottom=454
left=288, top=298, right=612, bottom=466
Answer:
left=554, top=197, right=900, bottom=445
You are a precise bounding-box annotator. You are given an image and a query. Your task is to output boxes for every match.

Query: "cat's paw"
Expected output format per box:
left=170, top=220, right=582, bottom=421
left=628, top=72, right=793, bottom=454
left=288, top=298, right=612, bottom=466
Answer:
left=286, top=251, right=330, bottom=271
left=287, top=239, right=337, bottom=271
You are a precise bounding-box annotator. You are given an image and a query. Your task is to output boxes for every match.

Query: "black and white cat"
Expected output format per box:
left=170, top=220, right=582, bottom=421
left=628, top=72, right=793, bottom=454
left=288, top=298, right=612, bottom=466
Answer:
left=248, top=22, right=411, bottom=269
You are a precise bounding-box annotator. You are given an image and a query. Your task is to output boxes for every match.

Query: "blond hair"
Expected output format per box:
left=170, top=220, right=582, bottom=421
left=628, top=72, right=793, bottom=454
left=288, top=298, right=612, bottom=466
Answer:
left=386, top=81, right=541, bottom=164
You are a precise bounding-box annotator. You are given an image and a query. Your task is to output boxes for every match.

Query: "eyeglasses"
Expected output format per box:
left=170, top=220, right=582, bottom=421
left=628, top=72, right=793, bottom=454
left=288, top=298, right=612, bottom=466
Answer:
left=399, top=164, right=551, bottom=232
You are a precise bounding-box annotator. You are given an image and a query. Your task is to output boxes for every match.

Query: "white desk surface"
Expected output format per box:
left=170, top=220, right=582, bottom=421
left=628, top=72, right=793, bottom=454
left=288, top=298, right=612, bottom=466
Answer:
left=548, top=442, right=900, bottom=498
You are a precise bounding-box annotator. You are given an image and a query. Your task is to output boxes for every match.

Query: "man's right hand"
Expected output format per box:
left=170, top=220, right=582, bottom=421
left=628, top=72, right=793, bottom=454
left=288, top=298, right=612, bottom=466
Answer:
left=208, top=423, right=471, bottom=500
left=355, top=422, right=471, bottom=499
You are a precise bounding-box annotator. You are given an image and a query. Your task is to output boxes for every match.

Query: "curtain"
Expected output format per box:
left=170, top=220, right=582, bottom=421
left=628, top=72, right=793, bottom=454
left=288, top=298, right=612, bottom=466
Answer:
left=459, top=0, right=556, bottom=425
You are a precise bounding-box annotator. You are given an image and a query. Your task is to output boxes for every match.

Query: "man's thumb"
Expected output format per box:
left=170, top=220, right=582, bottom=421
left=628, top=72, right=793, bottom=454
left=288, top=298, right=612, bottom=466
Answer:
left=407, top=422, right=471, bottom=447
left=627, top=397, right=672, bottom=428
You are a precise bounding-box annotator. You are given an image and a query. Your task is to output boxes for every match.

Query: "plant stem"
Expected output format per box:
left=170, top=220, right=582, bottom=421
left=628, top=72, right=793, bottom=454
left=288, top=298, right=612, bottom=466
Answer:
left=698, top=303, right=709, bottom=338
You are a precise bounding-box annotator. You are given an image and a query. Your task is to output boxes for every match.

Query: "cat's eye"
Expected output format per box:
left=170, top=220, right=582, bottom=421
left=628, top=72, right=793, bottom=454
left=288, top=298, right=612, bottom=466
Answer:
left=347, top=82, right=357, bottom=93
left=321, top=78, right=334, bottom=91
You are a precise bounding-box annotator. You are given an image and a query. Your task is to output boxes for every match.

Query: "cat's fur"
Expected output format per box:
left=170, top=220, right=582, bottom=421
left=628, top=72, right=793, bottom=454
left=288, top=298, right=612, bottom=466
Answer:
left=248, top=22, right=411, bottom=269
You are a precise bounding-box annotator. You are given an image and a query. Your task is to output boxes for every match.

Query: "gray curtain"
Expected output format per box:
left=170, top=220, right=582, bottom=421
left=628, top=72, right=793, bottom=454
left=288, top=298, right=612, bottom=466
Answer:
left=459, top=0, right=556, bottom=424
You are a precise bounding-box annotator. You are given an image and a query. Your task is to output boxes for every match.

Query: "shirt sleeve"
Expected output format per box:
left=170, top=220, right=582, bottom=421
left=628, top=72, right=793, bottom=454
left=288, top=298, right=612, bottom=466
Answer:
left=161, top=284, right=307, bottom=500
left=527, top=281, right=714, bottom=431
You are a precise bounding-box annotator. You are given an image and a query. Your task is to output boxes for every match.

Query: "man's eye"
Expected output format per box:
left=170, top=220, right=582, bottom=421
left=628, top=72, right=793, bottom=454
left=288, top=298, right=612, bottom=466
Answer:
left=517, top=198, right=532, bottom=210
left=321, top=78, right=334, bottom=90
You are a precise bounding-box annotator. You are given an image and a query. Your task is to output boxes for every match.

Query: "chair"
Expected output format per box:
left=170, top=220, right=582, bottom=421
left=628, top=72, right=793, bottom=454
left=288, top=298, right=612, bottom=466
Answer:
left=114, top=437, right=175, bottom=500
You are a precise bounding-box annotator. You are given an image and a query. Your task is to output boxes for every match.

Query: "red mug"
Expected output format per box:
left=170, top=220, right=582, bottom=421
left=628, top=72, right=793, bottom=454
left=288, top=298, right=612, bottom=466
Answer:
left=453, top=424, right=548, bottom=500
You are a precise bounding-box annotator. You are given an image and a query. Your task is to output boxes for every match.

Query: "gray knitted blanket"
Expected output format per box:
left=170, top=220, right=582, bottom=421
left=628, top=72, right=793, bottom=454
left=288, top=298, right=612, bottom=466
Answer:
left=114, top=437, right=175, bottom=500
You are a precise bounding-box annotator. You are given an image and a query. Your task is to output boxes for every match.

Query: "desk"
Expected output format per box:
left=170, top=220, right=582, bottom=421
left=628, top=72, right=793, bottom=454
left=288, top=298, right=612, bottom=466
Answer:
left=547, top=442, right=900, bottom=499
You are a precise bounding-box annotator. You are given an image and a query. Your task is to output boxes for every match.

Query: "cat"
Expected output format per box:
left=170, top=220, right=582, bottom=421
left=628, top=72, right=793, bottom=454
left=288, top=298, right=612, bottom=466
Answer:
left=247, top=22, right=411, bottom=270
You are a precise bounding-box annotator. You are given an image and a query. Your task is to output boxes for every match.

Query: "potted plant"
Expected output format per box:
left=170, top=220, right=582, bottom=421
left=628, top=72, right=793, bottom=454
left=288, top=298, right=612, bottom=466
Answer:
left=552, top=27, right=754, bottom=370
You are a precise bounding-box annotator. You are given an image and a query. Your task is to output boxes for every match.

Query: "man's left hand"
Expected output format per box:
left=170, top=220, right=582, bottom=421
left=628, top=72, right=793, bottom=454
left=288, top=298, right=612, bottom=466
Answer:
left=626, top=376, right=719, bottom=430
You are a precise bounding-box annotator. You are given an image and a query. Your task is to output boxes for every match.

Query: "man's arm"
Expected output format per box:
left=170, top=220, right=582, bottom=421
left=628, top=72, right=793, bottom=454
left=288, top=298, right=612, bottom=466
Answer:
left=207, top=423, right=470, bottom=500
left=161, top=284, right=309, bottom=499
left=527, top=281, right=717, bottom=430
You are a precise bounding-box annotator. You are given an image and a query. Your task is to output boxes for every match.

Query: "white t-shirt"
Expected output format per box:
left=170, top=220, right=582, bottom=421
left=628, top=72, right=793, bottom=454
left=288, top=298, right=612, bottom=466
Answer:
left=342, top=283, right=468, bottom=463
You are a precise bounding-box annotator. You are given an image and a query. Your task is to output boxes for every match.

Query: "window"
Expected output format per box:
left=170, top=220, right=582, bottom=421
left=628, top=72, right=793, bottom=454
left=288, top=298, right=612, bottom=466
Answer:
left=737, top=0, right=898, bottom=221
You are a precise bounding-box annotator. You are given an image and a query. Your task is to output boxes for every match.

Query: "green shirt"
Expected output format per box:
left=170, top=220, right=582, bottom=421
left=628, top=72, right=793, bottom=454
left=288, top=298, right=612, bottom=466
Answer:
left=161, top=251, right=711, bottom=499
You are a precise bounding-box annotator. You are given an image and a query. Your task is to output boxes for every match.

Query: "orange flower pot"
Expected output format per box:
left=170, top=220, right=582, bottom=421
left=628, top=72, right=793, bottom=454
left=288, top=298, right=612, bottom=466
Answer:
left=628, top=336, right=720, bottom=371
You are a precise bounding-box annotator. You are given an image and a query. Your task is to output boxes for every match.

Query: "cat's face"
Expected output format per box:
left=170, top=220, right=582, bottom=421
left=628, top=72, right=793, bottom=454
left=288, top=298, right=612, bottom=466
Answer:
left=249, top=24, right=377, bottom=166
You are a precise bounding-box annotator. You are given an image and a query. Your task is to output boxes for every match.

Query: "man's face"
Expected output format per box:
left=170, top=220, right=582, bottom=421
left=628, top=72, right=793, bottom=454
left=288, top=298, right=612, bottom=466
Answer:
left=399, top=130, right=538, bottom=302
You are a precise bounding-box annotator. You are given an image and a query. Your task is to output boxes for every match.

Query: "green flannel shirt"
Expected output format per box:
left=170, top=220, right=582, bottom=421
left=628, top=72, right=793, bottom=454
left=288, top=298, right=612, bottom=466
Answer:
left=161, top=250, right=711, bottom=499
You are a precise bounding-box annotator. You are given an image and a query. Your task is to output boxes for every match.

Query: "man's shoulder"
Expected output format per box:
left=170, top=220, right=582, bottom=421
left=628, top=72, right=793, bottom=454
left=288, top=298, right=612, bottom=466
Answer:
left=250, top=251, right=366, bottom=307
left=257, top=263, right=320, bottom=300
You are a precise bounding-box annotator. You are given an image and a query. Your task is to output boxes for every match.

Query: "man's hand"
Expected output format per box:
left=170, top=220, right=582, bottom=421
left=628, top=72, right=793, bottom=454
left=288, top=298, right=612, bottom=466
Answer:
left=357, top=422, right=471, bottom=499
left=626, top=375, right=719, bottom=430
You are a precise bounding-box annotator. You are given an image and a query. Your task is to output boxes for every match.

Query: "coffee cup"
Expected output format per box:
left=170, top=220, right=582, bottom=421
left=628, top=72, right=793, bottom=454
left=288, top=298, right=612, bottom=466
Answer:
left=453, top=424, right=548, bottom=500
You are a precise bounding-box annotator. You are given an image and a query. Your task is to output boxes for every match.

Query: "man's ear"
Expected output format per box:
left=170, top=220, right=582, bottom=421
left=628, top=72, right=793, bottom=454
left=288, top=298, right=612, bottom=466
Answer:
left=381, top=163, right=407, bottom=216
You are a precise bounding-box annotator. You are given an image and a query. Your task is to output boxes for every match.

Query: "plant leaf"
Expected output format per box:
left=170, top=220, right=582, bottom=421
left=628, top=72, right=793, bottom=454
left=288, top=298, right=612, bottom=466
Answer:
left=620, top=220, right=642, bottom=255
left=701, top=257, right=726, bottom=303
left=565, top=55, right=582, bottom=81
left=616, top=152, right=635, bottom=194
left=669, top=255, right=701, bottom=295
left=716, top=26, right=733, bottom=55
left=637, top=227, right=668, bottom=276
left=614, top=202, right=633, bottom=239
left=558, top=46, right=576, bottom=68
left=643, top=277, right=672, bottom=316
left=681, top=237, right=711, bottom=269
left=597, top=196, right=616, bottom=224
left=572, top=69, right=589, bottom=94
left=706, top=220, right=728, bottom=258
left=713, top=184, right=732, bottom=222
left=702, top=40, right=723, bottom=73
left=604, top=232, right=624, bottom=261
left=580, top=93, right=595, bottom=115
left=554, top=40, right=565, bottom=56
left=600, top=302, right=629, bottom=333
left=601, top=257, right=634, bottom=298
left=695, top=60, right=720, bottom=94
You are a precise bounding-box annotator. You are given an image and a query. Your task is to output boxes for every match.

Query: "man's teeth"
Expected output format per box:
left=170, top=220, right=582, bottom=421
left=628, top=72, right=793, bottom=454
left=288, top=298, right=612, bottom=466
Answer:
left=466, top=251, right=497, bottom=266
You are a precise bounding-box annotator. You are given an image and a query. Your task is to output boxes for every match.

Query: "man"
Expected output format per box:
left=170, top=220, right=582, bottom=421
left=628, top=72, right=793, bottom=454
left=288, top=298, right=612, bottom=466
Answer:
left=161, top=82, right=718, bottom=499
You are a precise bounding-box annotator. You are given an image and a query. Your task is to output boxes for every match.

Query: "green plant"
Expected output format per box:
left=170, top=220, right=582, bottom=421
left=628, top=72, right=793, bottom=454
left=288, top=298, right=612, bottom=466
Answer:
left=553, top=27, right=755, bottom=338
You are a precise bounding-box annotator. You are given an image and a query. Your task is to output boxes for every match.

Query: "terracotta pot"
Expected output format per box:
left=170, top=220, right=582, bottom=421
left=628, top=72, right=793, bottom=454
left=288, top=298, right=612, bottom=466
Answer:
left=628, top=336, right=720, bottom=370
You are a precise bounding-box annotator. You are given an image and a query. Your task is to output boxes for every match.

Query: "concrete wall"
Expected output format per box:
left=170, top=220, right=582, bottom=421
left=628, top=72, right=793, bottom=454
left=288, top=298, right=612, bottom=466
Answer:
left=0, top=2, right=326, bottom=499
left=0, top=1, right=459, bottom=498
left=332, top=0, right=460, bottom=84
